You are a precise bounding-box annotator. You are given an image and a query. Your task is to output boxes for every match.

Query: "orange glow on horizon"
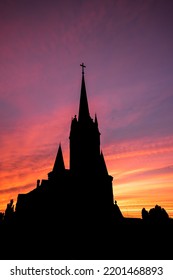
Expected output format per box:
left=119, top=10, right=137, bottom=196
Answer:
left=0, top=112, right=173, bottom=218
left=1, top=140, right=173, bottom=219
left=105, top=136, right=173, bottom=219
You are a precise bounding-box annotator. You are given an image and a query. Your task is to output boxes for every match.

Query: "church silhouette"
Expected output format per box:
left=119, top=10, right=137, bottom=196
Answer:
left=1, top=64, right=173, bottom=260
left=15, top=64, right=118, bottom=231
left=5, top=64, right=121, bottom=259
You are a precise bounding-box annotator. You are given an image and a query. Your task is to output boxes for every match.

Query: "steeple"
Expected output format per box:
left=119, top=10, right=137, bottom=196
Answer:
left=78, top=63, right=90, bottom=122
left=69, top=64, right=101, bottom=174
left=52, top=143, right=65, bottom=173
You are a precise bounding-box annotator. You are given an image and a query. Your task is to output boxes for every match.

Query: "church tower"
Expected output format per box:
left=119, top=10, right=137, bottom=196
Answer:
left=69, top=64, right=114, bottom=223
left=69, top=63, right=101, bottom=175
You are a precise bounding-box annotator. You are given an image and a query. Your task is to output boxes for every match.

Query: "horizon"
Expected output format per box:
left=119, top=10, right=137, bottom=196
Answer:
left=0, top=0, right=173, bottom=218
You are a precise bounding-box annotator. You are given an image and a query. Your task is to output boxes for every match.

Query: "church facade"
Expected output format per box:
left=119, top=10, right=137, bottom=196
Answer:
left=15, top=65, right=117, bottom=236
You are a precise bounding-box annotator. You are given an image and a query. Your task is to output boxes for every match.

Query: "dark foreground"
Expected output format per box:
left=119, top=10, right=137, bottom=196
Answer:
left=0, top=217, right=173, bottom=260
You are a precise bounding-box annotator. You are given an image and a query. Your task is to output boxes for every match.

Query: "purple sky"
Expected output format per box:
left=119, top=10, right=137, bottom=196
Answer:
left=0, top=0, right=173, bottom=217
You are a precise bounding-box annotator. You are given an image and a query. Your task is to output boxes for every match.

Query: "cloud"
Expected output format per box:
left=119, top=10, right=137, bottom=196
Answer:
left=104, top=135, right=173, bottom=162
left=0, top=183, right=33, bottom=196
left=117, top=165, right=173, bottom=185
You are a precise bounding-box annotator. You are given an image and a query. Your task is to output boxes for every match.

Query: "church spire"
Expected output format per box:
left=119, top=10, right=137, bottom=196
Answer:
left=78, top=63, right=90, bottom=122
left=52, top=143, right=65, bottom=173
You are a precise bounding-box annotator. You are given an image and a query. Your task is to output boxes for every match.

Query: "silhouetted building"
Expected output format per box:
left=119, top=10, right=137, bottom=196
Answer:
left=1, top=65, right=173, bottom=260
left=15, top=64, right=115, bottom=237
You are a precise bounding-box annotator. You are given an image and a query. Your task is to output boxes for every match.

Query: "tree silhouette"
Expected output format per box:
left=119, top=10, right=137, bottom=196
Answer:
left=142, top=207, right=149, bottom=220
left=4, top=199, right=15, bottom=225
left=142, top=205, right=169, bottom=223
left=149, top=205, right=169, bottom=222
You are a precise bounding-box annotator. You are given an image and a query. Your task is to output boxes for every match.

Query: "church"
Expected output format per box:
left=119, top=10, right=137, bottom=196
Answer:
left=3, top=65, right=173, bottom=260
left=14, top=64, right=123, bottom=257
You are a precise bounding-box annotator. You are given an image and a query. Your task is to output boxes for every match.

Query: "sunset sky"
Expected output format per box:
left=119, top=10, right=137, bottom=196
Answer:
left=0, top=0, right=173, bottom=218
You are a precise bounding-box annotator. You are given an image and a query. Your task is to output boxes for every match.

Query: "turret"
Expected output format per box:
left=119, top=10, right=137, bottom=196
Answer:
left=48, top=144, right=65, bottom=179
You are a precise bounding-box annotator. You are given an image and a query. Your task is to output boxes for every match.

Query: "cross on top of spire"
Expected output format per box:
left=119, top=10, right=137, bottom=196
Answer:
left=80, top=63, right=86, bottom=75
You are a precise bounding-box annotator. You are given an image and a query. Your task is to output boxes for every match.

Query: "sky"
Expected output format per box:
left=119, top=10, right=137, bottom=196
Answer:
left=0, top=0, right=173, bottom=218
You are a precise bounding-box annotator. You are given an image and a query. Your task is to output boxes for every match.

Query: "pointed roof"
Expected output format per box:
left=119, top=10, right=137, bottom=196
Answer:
left=78, top=64, right=90, bottom=122
left=53, top=144, right=65, bottom=173
left=100, top=151, right=108, bottom=175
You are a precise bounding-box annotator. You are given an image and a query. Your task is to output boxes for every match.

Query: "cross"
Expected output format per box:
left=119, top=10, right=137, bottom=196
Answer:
left=80, top=63, right=86, bottom=75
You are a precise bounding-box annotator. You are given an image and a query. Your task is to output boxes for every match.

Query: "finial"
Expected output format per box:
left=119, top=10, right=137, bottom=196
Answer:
left=80, top=63, right=86, bottom=75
